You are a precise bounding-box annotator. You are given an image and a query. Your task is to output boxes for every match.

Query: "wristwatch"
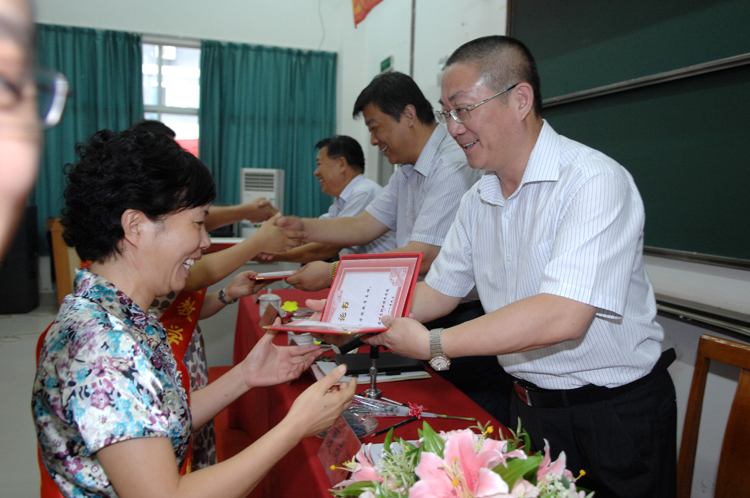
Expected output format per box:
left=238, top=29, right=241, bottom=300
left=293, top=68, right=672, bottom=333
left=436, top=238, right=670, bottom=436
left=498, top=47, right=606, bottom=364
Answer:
left=217, top=288, right=238, bottom=305
left=428, top=328, right=450, bottom=371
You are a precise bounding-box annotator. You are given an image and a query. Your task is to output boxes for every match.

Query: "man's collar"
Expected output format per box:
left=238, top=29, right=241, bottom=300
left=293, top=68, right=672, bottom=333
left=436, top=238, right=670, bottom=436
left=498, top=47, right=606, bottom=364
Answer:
left=478, top=120, right=560, bottom=206
left=410, top=124, right=447, bottom=176
left=521, top=120, right=559, bottom=184
left=337, top=174, right=365, bottom=203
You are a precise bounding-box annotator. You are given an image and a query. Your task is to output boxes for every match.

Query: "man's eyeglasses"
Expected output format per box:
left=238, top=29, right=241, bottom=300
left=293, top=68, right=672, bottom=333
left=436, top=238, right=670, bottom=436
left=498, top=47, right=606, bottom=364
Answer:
left=0, top=67, right=69, bottom=128
left=434, top=83, right=519, bottom=124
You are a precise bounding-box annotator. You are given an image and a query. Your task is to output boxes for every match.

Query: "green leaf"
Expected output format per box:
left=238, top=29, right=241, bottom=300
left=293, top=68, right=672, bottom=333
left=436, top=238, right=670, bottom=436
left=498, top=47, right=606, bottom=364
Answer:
left=330, top=481, right=404, bottom=498
left=493, top=455, right=543, bottom=488
left=331, top=481, right=378, bottom=496
left=417, top=422, right=445, bottom=458
left=384, top=430, right=393, bottom=453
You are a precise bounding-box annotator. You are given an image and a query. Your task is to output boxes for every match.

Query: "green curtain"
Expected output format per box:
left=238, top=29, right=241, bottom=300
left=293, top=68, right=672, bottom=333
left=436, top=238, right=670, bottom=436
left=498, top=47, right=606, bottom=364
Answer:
left=199, top=41, right=337, bottom=217
left=34, top=24, right=144, bottom=253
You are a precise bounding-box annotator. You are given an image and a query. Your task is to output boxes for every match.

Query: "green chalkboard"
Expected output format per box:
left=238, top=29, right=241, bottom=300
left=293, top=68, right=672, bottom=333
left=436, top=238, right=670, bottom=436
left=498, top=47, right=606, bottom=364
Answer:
left=511, top=0, right=750, bottom=262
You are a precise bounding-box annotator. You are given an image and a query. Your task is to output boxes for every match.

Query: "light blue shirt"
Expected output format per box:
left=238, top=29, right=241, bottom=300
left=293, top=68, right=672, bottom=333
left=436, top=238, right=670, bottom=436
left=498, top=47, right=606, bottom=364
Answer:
left=320, top=174, right=396, bottom=255
left=366, top=124, right=482, bottom=248
left=426, top=121, right=663, bottom=390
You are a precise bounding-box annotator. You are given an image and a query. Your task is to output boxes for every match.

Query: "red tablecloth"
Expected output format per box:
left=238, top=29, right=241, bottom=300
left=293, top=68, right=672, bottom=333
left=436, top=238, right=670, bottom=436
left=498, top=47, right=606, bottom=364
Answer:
left=229, top=288, right=506, bottom=497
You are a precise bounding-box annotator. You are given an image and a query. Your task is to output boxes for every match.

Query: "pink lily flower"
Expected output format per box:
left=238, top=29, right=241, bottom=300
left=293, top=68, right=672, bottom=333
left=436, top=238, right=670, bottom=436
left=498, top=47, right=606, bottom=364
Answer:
left=536, top=439, right=574, bottom=482
left=510, top=479, right=540, bottom=497
left=335, top=443, right=382, bottom=488
left=350, top=443, right=380, bottom=482
left=410, top=429, right=511, bottom=498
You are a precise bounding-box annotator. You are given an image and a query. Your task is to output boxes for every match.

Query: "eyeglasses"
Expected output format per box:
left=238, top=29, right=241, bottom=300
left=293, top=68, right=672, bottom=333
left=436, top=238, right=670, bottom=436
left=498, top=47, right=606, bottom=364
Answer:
left=0, top=67, right=69, bottom=129
left=435, top=83, right=519, bottom=124
left=37, top=69, right=69, bottom=128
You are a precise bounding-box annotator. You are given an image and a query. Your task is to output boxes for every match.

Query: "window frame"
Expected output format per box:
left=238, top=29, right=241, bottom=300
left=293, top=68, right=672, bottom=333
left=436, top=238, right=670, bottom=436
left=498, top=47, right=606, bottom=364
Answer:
left=141, top=35, right=201, bottom=120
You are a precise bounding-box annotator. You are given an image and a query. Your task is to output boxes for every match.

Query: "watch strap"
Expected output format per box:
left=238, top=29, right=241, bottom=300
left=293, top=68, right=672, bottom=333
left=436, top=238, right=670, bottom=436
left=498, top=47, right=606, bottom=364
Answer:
left=429, top=328, right=445, bottom=359
left=218, top=288, right=238, bottom=305
left=428, top=327, right=450, bottom=371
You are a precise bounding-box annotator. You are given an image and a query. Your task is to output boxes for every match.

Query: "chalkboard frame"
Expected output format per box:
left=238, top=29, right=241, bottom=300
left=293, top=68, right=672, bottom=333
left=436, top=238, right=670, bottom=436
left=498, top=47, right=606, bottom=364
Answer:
left=507, top=0, right=750, bottom=271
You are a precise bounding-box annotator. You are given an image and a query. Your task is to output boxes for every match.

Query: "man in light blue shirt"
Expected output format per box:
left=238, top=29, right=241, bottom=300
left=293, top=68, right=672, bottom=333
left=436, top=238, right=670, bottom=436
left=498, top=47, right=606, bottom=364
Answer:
left=278, top=72, right=514, bottom=427
left=282, top=72, right=482, bottom=291
left=260, top=136, right=395, bottom=264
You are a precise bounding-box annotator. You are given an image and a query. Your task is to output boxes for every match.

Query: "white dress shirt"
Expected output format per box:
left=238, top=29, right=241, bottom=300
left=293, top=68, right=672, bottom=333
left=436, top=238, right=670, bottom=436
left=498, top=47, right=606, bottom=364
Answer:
left=319, top=174, right=396, bottom=255
left=426, top=121, right=663, bottom=390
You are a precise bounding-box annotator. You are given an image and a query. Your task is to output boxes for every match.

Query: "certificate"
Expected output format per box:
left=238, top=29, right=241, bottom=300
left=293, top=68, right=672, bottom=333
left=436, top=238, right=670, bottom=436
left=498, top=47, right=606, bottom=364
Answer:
left=267, top=253, right=422, bottom=335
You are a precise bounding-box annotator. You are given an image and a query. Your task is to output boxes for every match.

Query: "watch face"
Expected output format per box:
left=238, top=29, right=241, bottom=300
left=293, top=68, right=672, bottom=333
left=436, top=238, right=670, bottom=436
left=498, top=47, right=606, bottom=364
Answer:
left=430, top=357, right=449, bottom=371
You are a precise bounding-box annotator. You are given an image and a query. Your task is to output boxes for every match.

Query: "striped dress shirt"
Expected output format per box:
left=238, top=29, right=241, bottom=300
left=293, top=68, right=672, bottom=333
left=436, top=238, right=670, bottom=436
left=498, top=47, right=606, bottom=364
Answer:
left=320, top=174, right=397, bottom=255
left=366, top=124, right=482, bottom=248
left=426, top=121, right=663, bottom=390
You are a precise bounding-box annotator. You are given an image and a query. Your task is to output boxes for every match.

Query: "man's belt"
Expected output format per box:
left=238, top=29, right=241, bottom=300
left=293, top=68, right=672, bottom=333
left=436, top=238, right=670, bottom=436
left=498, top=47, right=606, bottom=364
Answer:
left=513, top=348, right=676, bottom=408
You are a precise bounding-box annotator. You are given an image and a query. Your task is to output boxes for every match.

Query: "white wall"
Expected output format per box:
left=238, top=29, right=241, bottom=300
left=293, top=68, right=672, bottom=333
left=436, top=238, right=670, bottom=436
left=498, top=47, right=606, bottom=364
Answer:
left=34, top=0, right=506, bottom=184
left=33, top=2, right=749, bottom=495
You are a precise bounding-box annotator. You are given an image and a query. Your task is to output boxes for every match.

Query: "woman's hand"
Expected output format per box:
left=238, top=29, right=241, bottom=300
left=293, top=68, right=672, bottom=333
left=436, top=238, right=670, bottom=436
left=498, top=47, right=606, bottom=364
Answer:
left=242, top=197, right=279, bottom=223
left=240, top=323, right=322, bottom=389
left=283, top=364, right=357, bottom=439
left=223, top=271, right=270, bottom=302
left=255, top=212, right=306, bottom=253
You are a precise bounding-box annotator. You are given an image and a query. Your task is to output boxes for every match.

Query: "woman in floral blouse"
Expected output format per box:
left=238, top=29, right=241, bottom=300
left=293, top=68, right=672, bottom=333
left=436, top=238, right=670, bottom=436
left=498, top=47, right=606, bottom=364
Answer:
left=32, top=129, right=356, bottom=498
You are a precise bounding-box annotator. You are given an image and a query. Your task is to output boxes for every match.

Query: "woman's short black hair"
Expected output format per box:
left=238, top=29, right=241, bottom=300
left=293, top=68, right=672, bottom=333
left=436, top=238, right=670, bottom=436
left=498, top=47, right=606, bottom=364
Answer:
left=61, top=129, right=216, bottom=263
left=129, top=119, right=176, bottom=138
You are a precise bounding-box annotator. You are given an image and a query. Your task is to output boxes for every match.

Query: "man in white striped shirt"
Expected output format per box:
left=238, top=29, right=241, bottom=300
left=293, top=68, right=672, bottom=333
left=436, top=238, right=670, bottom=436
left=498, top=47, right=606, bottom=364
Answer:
left=368, top=37, right=676, bottom=498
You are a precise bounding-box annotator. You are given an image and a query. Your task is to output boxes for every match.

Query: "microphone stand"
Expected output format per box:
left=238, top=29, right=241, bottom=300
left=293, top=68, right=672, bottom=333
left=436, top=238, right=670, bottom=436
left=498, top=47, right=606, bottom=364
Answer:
left=361, top=345, right=382, bottom=399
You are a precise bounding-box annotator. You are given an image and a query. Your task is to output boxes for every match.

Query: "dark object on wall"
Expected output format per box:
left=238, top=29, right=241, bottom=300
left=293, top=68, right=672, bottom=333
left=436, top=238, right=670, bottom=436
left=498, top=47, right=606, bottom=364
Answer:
left=0, top=206, right=39, bottom=314
left=510, top=0, right=750, bottom=265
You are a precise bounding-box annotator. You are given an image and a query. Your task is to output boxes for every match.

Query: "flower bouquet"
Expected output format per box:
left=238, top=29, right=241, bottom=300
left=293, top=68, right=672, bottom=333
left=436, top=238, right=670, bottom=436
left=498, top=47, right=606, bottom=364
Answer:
left=331, top=421, right=593, bottom=498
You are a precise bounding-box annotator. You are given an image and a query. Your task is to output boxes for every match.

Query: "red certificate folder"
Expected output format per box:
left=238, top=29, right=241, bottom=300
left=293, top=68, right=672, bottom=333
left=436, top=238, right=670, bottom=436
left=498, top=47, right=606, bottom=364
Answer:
left=267, top=252, right=422, bottom=335
left=250, top=270, right=296, bottom=281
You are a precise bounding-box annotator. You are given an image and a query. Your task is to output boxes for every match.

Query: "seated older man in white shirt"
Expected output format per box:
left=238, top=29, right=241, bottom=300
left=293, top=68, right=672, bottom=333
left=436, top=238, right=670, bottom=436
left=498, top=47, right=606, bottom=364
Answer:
left=258, top=135, right=395, bottom=265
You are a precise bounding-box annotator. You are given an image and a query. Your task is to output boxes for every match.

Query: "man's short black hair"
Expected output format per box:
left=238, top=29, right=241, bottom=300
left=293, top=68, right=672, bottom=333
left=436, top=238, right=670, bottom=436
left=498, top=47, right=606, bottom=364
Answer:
left=130, top=119, right=176, bottom=138
left=352, top=72, right=435, bottom=125
left=446, top=36, right=543, bottom=117
left=315, top=135, right=365, bottom=172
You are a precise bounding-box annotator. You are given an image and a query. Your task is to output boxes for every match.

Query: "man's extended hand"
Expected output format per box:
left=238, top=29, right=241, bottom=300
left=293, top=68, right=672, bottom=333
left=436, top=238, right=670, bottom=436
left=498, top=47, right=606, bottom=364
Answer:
left=275, top=215, right=306, bottom=233
left=364, top=315, right=431, bottom=360
left=253, top=252, right=276, bottom=262
left=285, top=261, right=333, bottom=292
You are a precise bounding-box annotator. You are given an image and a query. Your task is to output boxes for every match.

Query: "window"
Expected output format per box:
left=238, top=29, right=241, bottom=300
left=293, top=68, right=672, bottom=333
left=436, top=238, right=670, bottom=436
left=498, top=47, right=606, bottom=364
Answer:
left=142, top=37, right=201, bottom=156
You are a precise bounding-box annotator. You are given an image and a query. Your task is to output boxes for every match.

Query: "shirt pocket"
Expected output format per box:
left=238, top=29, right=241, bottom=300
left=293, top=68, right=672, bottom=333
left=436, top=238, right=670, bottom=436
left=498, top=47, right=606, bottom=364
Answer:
left=517, top=238, right=554, bottom=299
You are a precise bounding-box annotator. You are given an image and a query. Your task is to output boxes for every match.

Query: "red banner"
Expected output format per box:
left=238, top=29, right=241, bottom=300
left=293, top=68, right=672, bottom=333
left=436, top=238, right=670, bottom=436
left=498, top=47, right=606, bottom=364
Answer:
left=353, top=0, right=384, bottom=26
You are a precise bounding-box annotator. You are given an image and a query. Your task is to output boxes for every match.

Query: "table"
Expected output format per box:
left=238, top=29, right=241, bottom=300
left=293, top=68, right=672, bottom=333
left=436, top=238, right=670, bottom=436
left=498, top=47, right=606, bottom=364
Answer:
left=228, top=289, right=506, bottom=497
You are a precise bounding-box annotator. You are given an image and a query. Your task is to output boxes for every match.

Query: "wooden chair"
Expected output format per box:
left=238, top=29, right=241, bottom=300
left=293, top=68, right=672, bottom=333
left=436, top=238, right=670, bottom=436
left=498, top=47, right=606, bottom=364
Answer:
left=677, top=334, right=750, bottom=497
left=47, top=218, right=80, bottom=306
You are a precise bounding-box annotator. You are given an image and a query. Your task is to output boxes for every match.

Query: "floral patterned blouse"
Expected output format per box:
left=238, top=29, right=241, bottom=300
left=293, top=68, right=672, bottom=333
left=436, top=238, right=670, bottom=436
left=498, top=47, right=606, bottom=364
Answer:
left=32, top=269, right=191, bottom=497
